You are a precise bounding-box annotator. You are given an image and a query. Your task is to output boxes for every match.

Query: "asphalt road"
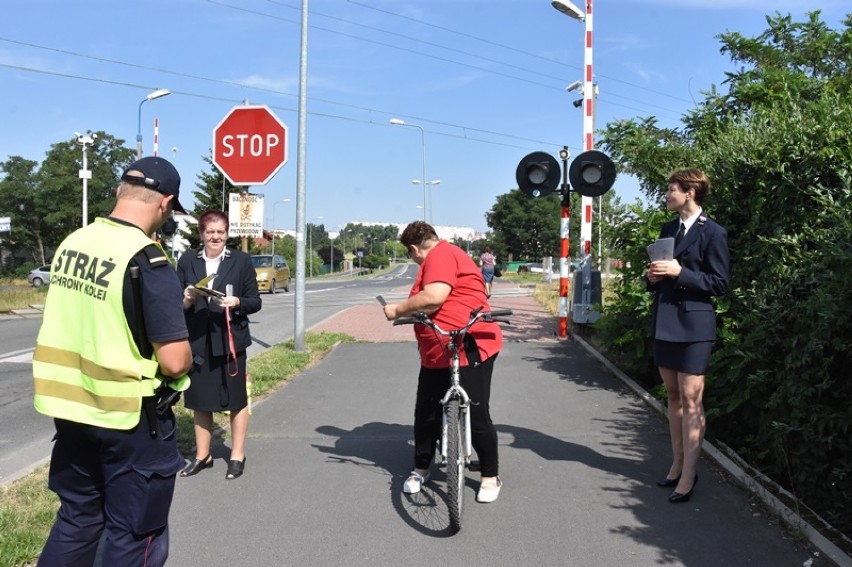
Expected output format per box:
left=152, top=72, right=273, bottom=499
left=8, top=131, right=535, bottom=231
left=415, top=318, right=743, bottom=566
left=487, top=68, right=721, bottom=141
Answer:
left=0, top=265, right=415, bottom=485
left=4, top=272, right=848, bottom=566
left=166, top=339, right=829, bottom=567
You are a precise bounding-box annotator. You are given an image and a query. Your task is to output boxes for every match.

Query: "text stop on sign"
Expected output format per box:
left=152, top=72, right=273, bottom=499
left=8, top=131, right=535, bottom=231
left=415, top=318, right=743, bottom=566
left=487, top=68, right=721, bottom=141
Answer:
left=213, top=105, right=288, bottom=186
left=220, top=134, right=281, bottom=158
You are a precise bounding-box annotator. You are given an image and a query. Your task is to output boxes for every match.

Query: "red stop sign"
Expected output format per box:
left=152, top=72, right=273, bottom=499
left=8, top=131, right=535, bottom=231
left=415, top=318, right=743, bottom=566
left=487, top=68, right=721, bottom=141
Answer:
left=213, top=105, right=288, bottom=185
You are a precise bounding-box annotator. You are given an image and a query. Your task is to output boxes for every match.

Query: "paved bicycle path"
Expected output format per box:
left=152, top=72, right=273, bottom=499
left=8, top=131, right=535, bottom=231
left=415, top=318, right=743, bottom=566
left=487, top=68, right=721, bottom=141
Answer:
left=166, top=282, right=837, bottom=567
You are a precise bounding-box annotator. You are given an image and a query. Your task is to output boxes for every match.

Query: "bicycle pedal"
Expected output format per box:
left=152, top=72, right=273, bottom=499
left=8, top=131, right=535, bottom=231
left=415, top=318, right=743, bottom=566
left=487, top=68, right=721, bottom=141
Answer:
left=468, top=460, right=481, bottom=472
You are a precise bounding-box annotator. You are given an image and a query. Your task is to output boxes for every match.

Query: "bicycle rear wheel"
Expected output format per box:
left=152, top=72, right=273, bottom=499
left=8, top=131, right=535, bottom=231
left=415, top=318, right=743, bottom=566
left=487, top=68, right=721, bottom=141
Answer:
left=445, top=398, right=465, bottom=532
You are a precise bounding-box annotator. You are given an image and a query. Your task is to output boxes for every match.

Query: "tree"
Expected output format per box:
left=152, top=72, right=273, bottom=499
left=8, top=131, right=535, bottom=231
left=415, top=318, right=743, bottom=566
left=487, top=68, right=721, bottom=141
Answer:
left=485, top=189, right=568, bottom=261
left=183, top=154, right=245, bottom=252
left=597, top=11, right=852, bottom=536
left=0, top=131, right=135, bottom=269
left=316, top=244, right=342, bottom=270
left=0, top=156, right=41, bottom=270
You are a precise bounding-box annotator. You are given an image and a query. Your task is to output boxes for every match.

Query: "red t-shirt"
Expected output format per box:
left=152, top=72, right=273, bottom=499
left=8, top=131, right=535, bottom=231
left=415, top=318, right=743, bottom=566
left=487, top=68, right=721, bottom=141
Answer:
left=409, top=240, right=503, bottom=368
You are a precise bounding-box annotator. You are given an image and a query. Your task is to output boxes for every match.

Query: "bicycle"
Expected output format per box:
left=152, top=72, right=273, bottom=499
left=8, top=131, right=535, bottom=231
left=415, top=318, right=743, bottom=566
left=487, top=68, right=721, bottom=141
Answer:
left=381, top=298, right=511, bottom=532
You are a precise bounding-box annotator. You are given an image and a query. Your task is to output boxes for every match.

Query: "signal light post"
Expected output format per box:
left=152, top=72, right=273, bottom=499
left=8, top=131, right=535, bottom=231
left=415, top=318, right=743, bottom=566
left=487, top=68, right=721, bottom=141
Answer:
left=516, top=148, right=614, bottom=337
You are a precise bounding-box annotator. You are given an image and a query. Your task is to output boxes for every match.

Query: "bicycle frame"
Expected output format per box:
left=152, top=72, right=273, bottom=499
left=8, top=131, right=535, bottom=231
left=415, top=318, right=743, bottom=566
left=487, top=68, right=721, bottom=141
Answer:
left=388, top=303, right=512, bottom=467
left=436, top=336, right=473, bottom=469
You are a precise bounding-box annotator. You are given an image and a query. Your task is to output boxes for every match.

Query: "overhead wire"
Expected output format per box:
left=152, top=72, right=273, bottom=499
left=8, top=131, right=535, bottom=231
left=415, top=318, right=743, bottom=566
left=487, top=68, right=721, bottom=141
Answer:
left=0, top=61, right=575, bottom=153
left=0, top=0, right=690, bottom=157
left=209, top=0, right=684, bottom=120
left=343, top=0, right=695, bottom=104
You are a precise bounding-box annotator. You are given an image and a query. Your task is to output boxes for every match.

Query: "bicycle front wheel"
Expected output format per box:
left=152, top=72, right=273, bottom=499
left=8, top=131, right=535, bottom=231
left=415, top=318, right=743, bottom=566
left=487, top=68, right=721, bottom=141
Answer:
left=445, top=398, right=465, bottom=533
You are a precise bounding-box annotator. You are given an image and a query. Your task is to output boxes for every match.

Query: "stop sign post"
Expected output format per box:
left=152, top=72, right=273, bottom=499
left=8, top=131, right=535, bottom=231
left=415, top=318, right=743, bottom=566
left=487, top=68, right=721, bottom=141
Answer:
left=213, top=105, right=288, bottom=186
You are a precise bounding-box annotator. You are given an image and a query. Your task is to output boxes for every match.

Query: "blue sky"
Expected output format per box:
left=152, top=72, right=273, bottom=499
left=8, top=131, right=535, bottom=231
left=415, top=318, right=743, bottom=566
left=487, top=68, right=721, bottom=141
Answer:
left=1, top=0, right=849, bottom=233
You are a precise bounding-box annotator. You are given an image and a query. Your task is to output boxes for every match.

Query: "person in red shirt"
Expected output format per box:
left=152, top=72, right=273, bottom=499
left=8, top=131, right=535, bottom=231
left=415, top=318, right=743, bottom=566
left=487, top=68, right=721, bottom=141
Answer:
left=383, top=221, right=504, bottom=503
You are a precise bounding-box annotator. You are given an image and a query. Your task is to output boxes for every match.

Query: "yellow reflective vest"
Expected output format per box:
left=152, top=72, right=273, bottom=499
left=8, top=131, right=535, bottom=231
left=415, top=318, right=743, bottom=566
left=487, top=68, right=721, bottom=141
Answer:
left=33, top=217, right=186, bottom=430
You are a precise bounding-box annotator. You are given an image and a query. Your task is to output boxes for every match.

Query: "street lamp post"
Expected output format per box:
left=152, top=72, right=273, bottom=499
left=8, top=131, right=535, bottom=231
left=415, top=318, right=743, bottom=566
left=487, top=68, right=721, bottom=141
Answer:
left=271, top=199, right=291, bottom=258
left=345, top=229, right=354, bottom=274
left=136, top=88, right=171, bottom=158
left=357, top=232, right=365, bottom=273
left=412, top=179, right=441, bottom=223
left=75, top=132, right=96, bottom=227
left=390, top=118, right=434, bottom=223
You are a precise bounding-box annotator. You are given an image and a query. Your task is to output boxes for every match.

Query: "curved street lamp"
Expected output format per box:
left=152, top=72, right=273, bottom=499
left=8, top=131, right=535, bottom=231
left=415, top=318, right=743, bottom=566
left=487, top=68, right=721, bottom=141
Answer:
left=136, top=88, right=171, bottom=158
left=390, top=118, right=432, bottom=223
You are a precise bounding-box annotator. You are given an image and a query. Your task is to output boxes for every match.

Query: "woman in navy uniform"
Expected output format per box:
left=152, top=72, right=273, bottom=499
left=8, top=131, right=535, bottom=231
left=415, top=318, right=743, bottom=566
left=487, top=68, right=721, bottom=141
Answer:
left=647, top=169, right=729, bottom=503
left=176, top=210, right=261, bottom=480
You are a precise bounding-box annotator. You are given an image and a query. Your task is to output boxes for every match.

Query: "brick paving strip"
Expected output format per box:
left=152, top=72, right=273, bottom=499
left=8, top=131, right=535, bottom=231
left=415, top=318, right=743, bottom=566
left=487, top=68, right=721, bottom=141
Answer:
left=310, top=286, right=558, bottom=343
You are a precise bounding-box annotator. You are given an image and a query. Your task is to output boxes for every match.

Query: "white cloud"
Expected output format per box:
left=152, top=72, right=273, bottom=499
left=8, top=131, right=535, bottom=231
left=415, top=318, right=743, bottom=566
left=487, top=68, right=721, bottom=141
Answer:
left=623, top=62, right=667, bottom=83
left=236, top=74, right=299, bottom=93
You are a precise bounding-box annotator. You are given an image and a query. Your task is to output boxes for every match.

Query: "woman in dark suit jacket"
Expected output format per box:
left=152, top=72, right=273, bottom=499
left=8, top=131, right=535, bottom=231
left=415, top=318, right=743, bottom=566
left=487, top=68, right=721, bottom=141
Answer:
left=176, top=210, right=261, bottom=480
left=647, top=169, right=729, bottom=503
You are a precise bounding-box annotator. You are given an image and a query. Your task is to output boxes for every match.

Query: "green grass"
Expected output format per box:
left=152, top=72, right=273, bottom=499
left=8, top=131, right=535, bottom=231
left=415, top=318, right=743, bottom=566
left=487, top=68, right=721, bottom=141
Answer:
left=0, top=280, right=46, bottom=313
left=0, top=466, right=55, bottom=567
left=0, top=330, right=353, bottom=566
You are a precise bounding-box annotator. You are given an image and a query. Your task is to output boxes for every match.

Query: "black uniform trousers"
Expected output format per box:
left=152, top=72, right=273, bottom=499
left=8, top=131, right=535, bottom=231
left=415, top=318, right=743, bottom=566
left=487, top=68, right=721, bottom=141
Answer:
left=37, top=406, right=185, bottom=567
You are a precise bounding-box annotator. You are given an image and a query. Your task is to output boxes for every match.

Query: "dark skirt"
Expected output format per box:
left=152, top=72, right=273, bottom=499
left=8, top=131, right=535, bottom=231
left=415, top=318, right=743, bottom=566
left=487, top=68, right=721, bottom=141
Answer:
left=183, top=338, right=248, bottom=412
left=653, top=339, right=714, bottom=375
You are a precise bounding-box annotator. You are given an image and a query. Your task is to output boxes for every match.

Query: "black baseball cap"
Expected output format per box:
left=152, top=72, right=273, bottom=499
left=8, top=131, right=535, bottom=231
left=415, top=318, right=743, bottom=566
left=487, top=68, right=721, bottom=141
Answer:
left=121, top=156, right=186, bottom=213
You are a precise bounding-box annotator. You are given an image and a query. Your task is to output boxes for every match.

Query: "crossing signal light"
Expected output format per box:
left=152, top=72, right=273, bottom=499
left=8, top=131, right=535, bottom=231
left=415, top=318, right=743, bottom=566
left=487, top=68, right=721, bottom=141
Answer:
left=516, top=151, right=561, bottom=198
left=568, top=150, right=616, bottom=197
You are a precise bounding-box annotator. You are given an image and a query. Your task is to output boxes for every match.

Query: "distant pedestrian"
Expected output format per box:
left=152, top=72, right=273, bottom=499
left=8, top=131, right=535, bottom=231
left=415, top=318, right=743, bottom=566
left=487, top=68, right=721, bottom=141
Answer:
left=383, top=221, right=504, bottom=503
left=33, top=157, right=192, bottom=566
left=480, top=245, right=496, bottom=298
left=646, top=168, right=729, bottom=504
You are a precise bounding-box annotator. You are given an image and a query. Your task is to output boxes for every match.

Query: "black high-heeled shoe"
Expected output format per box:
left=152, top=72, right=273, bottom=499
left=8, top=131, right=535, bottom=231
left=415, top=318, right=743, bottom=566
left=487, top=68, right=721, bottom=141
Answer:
left=180, top=455, right=213, bottom=477
left=225, top=457, right=246, bottom=480
left=656, top=475, right=681, bottom=488
left=668, top=474, right=698, bottom=504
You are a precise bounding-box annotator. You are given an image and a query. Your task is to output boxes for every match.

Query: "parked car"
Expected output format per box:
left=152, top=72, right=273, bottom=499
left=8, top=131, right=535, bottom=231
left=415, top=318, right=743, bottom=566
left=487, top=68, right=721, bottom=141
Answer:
left=517, top=262, right=557, bottom=274
left=516, top=260, right=581, bottom=274
left=251, top=254, right=290, bottom=293
left=28, top=265, right=51, bottom=287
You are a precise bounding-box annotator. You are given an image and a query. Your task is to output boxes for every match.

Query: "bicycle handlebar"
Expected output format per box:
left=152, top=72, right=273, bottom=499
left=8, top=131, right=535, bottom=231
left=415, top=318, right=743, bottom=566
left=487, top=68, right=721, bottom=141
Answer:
left=392, top=307, right=512, bottom=334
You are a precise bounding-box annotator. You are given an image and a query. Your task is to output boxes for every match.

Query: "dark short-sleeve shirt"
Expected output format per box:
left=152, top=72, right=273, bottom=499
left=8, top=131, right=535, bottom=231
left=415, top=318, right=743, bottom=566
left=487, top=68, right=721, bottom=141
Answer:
left=109, top=219, right=188, bottom=350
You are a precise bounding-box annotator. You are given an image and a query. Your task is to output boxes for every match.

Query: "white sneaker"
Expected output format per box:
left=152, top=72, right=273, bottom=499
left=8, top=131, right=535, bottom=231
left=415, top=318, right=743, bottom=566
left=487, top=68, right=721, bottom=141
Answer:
left=476, top=477, right=502, bottom=503
left=403, top=470, right=431, bottom=494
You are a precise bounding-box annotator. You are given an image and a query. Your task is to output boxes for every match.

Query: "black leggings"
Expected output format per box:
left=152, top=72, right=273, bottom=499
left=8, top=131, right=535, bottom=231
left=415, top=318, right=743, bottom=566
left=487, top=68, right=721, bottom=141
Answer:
left=413, top=354, right=499, bottom=477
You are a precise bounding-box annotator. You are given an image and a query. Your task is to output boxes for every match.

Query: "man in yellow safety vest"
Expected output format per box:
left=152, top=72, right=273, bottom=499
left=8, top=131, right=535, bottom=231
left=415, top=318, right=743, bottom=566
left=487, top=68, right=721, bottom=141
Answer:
left=33, top=156, right=192, bottom=567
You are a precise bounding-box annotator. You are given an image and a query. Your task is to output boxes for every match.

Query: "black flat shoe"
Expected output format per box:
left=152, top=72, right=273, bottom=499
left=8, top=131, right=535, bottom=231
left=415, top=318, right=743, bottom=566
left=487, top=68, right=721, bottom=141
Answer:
left=180, top=455, right=213, bottom=477
left=668, top=488, right=693, bottom=503
left=668, top=474, right=698, bottom=504
left=656, top=475, right=681, bottom=488
left=225, top=458, right=246, bottom=480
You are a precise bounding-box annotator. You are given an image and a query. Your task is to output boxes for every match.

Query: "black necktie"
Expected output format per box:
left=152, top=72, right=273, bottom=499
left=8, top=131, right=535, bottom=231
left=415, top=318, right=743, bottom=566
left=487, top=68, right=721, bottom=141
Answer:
left=676, top=222, right=685, bottom=246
